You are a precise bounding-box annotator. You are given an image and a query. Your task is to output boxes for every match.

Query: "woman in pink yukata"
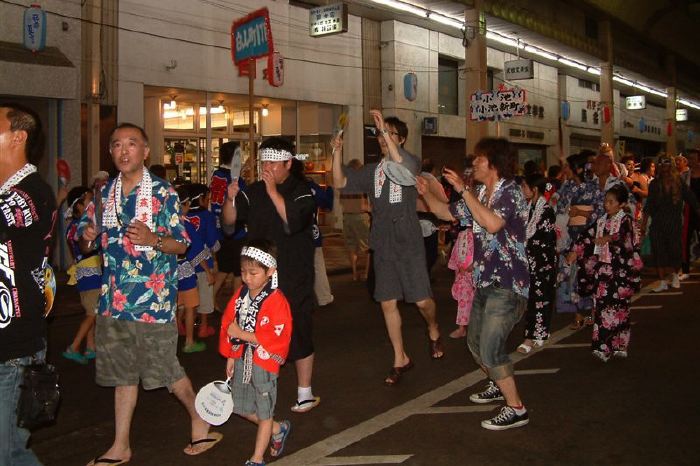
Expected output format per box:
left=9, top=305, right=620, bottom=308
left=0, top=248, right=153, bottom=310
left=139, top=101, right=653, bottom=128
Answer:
left=447, top=161, right=476, bottom=339
left=566, top=184, right=642, bottom=362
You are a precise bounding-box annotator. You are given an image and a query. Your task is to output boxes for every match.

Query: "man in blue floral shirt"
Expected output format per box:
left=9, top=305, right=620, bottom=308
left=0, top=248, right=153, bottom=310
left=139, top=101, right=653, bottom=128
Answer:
left=420, top=138, right=530, bottom=431
left=79, top=123, right=222, bottom=465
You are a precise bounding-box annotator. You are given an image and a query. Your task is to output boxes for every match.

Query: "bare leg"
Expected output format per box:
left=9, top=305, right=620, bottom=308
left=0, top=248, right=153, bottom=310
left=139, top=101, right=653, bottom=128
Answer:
left=295, top=353, right=314, bottom=388
left=415, top=298, right=440, bottom=341
left=494, top=375, right=523, bottom=407
left=240, top=413, right=275, bottom=463
left=380, top=300, right=410, bottom=367
left=171, top=376, right=211, bottom=454
left=95, top=385, right=137, bottom=462
left=69, top=314, right=96, bottom=352
left=184, top=306, right=196, bottom=346
left=350, top=252, right=358, bottom=281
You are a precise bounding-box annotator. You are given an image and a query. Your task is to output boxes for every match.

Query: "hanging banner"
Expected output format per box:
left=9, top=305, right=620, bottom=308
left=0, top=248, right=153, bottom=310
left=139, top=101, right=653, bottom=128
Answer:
left=231, top=8, right=274, bottom=65
left=23, top=4, right=47, bottom=52
left=265, top=51, right=284, bottom=87
left=470, top=87, right=527, bottom=121
left=504, top=59, right=534, bottom=80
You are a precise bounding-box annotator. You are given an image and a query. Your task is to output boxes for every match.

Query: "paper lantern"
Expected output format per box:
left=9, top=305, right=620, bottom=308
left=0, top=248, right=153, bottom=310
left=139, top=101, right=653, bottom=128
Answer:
left=23, top=4, right=46, bottom=52
left=403, top=72, right=417, bottom=102
left=603, top=106, right=611, bottom=124
left=561, top=101, right=570, bottom=121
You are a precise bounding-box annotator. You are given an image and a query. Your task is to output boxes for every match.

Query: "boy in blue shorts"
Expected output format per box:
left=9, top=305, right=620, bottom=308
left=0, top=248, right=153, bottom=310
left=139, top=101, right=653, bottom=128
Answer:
left=219, top=239, right=292, bottom=466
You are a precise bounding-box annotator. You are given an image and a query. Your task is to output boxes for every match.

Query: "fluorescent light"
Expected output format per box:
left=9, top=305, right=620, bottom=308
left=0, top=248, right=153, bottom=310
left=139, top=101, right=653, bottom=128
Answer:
left=557, top=57, right=588, bottom=71
left=371, top=0, right=426, bottom=18
left=199, top=106, right=225, bottom=115
left=613, top=76, right=634, bottom=87
left=678, top=98, right=700, bottom=110
left=524, top=45, right=557, bottom=61
left=163, top=110, right=180, bottom=119
left=428, top=12, right=464, bottom=29
left=587, top=67, right=601, bottom=75
left=486, top=31, right=519, bottom=48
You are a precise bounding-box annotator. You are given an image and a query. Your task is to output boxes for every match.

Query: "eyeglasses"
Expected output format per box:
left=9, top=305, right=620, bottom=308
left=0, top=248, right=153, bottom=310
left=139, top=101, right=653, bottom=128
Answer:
left=368, top=127, right=400, bottom=137
left=658, top=159, right=672, bottom=166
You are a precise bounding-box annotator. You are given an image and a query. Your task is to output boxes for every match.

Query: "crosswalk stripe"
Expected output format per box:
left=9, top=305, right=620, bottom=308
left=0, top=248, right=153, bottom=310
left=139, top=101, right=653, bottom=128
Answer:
left=642, top=291, right=683, bottom=296
left=630, top=305, right=662, bottom=310
left=312, top=455, right=414, bottom=465
left=418, top=406, right=496, bottom=415
left=546, top=343, right=590, bottom=349
left=514, top=368, right=560, bottom=375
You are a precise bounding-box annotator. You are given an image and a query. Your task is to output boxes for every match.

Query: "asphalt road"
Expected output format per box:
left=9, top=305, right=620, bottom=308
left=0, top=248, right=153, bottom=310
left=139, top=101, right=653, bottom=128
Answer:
left=30, top=266, right=700, bottom=466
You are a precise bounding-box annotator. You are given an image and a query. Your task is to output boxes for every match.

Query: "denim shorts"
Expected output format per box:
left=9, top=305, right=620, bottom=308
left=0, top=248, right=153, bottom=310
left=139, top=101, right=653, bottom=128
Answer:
left=467, top=285, right=526, bottom=381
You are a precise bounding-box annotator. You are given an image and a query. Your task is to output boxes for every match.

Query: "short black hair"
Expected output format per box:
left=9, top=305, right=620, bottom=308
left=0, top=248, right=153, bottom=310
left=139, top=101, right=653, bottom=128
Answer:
left=524, top=173, right=548, bottom=193
left=109, top=123, right=149, bottom=145
left=0, top=102, right=43, bottom=161
left=640, top=157, right=654, bottom=173
left=606, top=183, right=629, bottom=204
left=547, top=164, right=562, bottom=179
left=219, top=141, right=240, bottom=166
left=384, top=116, right=408, bottom=145
left=175, top=184, right=192, bottom=204
left=189, top=183, right=209, bottom=206
left=474, top=137, right=516, bottom=180
left=523, top=160, right=540, bottom=176
left=150, top=164, right=166, bottom=179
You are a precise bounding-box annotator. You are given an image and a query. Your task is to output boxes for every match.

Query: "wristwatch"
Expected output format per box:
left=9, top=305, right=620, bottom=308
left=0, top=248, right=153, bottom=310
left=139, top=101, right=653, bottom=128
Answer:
left=154, top=235, right=164, bottom=251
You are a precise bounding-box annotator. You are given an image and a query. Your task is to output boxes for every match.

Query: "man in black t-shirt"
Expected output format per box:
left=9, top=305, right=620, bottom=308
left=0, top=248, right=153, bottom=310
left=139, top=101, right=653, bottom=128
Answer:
left=0, top=103, right=56, bottom=465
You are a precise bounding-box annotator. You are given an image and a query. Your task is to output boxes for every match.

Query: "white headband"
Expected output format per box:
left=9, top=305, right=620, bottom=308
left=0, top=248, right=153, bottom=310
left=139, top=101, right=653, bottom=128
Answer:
left=258, top=148, right=309, bottom=162
left=241, top=246, right=278, bottom=289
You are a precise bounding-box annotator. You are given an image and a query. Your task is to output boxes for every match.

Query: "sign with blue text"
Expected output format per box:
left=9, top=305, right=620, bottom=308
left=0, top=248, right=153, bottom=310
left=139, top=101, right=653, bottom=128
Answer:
left=231, top=8, right=274, bottom=65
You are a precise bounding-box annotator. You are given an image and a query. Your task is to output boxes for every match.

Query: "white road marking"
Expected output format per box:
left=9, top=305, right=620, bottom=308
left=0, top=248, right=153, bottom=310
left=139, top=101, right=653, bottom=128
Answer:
left=680, top=280, right=700, bottom=284
left=642, top=291, right=683, bottom=296
left=312, top=455, right=413, bottom=465
left=418, top=405, right=496, bottom=415
left=630, top=305, right=662, bottom=310
left=546, top=343, right=590, bottom=349
left=514, top=368, right=560, bottom=375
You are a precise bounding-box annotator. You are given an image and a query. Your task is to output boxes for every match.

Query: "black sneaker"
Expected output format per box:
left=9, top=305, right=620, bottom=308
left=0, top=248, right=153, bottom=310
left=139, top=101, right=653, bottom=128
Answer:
left=481, top=406, right=529, bottom=431
left=469, top=380, right=504, bottom=404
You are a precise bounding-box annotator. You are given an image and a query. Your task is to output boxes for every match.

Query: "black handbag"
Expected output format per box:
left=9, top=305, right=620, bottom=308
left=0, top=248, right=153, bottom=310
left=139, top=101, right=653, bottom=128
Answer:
left=16, top=363, right=61, bottom=430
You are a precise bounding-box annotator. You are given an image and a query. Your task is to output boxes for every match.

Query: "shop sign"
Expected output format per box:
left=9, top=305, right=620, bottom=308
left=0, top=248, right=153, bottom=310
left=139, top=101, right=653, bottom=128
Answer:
left=264, top=51, right=284, bottom=87
left=23, top=4, right=46, bottom=52
left=676, top=109, right=688, bottom=121
left=309, top=3, right=348, bottom=37
left=625, top=95, right=646, bottom=110
left=470, top=87, right=527, bottom=121
left=231, top=8, right=274, bottom=65
left=504, top=59, right=533, bottom=80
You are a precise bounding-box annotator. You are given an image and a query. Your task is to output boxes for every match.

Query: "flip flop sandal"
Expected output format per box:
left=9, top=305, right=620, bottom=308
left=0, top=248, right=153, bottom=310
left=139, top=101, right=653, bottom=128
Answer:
left=517, top=343, right=533, bottom=354
left=429, top=337, right=445, bottom=359
left=86, top=457, right=129, bottom=466
left=384, top=360, right=414, bottom=386
left=184, top=432, right=223, bottom=456
left=291, top=396, right=321, bottom=413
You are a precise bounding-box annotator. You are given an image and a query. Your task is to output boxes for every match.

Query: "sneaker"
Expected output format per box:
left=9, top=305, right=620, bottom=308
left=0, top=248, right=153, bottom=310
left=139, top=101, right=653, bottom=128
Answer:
left=62, top=347, right=87, bottom=365
left=671, top=274, right=681, bottom=289
left=270, top=420, right=291, bottom=457
left=651, top=280, right=668, bottom=293
left=469, top=380, right=504, bottom=404
left=182, top=341, right=206, bottom=353
left=613, top=350, right=628, bottom=358
left=481, top=406, right=529, bottom=431
left=83, top=349, right=96, bottom=360
left=592, top=350, right=610, bottom=362
left=678, top=273, right=690, bottom=281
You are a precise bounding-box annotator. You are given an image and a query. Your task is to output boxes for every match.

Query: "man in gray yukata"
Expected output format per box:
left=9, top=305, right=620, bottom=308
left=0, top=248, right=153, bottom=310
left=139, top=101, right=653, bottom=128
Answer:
left=332, top=110, right=443, bottom=386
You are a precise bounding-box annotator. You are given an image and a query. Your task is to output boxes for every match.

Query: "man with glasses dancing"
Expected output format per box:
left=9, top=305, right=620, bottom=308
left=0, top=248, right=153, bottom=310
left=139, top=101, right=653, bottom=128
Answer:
left=331, top=110, right=443, bottom=387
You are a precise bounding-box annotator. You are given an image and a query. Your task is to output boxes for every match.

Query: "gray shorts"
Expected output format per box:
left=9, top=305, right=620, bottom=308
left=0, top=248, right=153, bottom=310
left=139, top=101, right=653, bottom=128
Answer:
left=196, top=271, right=215, bottom=314
left=231, top=358, right=278, bottom=420
left=95, top=316, right=186, bottom=390
left=373, top=253, right=432, bottom=303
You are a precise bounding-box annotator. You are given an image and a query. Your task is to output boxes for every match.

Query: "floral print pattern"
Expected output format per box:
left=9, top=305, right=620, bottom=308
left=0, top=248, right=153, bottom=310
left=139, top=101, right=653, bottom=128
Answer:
left=570, top=213, right=642, bottom=357
left=449, top=180, right=530, bottom=298
left=524, top=200, right=557, bottom=341
left=448, top=228, right=475, bottom=325
left=78, top=177, right=189, bottom=323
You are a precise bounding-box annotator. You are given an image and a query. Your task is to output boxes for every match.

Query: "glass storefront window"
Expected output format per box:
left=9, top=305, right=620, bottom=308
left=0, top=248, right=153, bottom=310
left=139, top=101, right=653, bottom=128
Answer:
left=163, top=104, right=195, bottom=130
left=199, top=105, right=228, bottom=130
left=232, top=110, right=259, bottom=133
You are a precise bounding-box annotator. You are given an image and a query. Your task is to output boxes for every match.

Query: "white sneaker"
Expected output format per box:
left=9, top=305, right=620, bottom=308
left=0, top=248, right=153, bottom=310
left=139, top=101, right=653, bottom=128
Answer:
left=671, top=274, right=681, bottom=289
left=678, top=273, right=690, bottom=281
left=651, top=280, right=668, bottom=293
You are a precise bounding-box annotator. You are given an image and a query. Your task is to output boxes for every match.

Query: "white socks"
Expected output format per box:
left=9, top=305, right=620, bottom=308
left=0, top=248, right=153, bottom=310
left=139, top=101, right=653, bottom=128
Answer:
left=297, top=386, right=313, bottom=403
